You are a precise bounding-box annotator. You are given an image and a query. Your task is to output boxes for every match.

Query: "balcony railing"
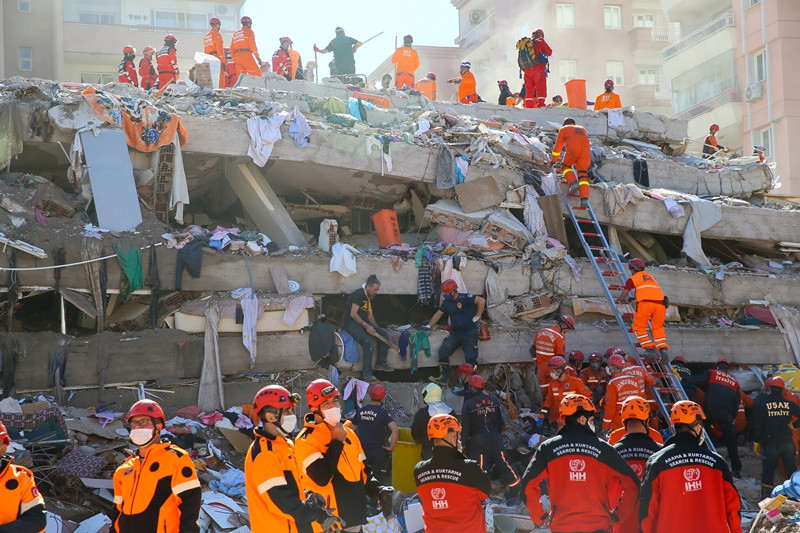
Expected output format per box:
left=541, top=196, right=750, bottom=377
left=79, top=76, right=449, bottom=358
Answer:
left=650, top=27, right=677, bottom=42
left=456, top=12, right=496, bottom=49
left=673, top=88, right=739, bottom=121
left=661, top=12, right=734, bottom=60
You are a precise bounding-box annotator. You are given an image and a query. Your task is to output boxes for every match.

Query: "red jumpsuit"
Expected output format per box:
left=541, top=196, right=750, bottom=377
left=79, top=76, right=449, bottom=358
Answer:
left=118, top=59, right=138, bottom=87
left=532, top=326, right=566, bottom=394
left=156, top=45, right=179, bottom=88
left=272, top=49, right=292, bottom=80
left=203, top=27, right=227, bottom=88
left=522, top=38, right=552, bottom=108
left=138, top=57, right=156, bottom=91
left=551, top=124, right=591, bottom=199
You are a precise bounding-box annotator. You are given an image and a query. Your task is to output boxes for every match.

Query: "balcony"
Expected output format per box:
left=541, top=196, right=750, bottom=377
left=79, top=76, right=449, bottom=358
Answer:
left=629, top=26, right=677, bottom=52
left=673, top=88, right=739, bottom=122
left=455, top=12, right=496, bottom=50
left=662, top=12, right=734, bottom=61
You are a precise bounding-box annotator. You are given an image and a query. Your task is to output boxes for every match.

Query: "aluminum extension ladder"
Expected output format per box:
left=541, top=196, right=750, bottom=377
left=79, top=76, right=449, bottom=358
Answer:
left=558, top=185, right=712, bottom=447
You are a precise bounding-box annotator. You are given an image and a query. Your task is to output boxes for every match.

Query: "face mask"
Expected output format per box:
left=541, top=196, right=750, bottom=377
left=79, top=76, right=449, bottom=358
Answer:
left=130, top=428, right=156, bottom=447
left=322, top=407, right=341, bottom=426
left=280, top=414, right=297, bottom=434
left=591, top=362, right=600, bottom=371
left=587, top=419, right=596, bottom=433
left=550, top=371, right=560, bottom=380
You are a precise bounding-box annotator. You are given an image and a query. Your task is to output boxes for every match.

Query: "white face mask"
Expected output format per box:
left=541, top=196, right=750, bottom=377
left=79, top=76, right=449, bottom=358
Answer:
left=322, top=407, right=341, bottom=426
left=588, top=419, right=596, bottom=433
left=280, top=414, right=298, bottom=434
left=550, top=371, right=560, bottom=380
left=130, top=428, right=156, bottom=447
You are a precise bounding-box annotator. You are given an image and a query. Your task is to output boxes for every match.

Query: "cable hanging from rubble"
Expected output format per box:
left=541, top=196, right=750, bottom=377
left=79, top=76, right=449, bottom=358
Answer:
left=0, top=243, right=164, bottom=271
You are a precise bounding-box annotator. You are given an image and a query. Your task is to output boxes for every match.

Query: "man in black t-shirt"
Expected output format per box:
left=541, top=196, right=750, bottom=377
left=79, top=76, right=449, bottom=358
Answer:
left=313, top=27, right=362, bottom=75
left=353, top=383, right=398, bottom=484
left=344, top=274, right=393, bottom=381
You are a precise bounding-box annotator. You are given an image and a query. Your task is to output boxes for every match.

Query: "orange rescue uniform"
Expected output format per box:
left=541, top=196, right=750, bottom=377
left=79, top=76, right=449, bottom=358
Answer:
left=603, top=372, right=648, bottom=431
left=625, top=271, right=668, bottom=351
left=391, top=46, right=419, bottom=89
left=231, top=27, right=261, bottom=76
left=203, top=27, right=227, bottom=88
left=112, top=442, right=201, bottom=533
left=415, top=78, right=436, bottom=100
left=608, top=426, right=664, bottom=446
left=532, top=326, right=566, bottom=394
left=594, top=92, right=622, bottom=110
left=458, top=71, right=479, bottom=104
left=541, top=375, right=592, bottom=423
left=551, top=124, right=592, bottom=199
left=289, top=48, right=302, bottom=80
left=0, top=456, right=45, bottom=532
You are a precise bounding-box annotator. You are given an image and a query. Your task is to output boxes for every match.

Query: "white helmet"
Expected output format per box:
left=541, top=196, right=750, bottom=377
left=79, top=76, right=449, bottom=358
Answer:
left=422, top=383, right=443, bottom=404
left=460, top=61, right=471, bottom=69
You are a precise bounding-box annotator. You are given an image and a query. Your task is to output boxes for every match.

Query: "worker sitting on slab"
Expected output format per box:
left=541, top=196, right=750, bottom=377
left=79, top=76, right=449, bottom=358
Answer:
left=344, top=274, right=394, bottom=381
left=391, top=34, right=419, bottom=89
left=610, top=396, right=663, bottom=481
left=593, top=79, right=622, bottom=111
left=425, top=279, right=485, bottom=385
left=551, top=118, right=592, bottom=207
left=314, top=27, right=362, bottom=76
left=497, top=80, right=515, bottom=106
left=352, top=383, right=399, bottom=484
left=618, top=258, right=670, bottom=363
left=530, top=314, right=575, bottom=396
left=0, top=420, right=46, bottom=532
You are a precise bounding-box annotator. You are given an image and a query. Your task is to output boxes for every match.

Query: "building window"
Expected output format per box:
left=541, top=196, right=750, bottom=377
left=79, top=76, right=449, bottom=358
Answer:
left=559, top=60, right=578, bottom=84
left=637, top=68, right=658, bottom=85
left=606, top=61, right=624, bottom=85
left=78, top=12, right=116, bottom=24
left=759, top=126, right=772, bottom=158
left=18, top=48, right=32, bottom=71
left=80, top=72, right=116, bottom=84
left=634, top=13, right=655, bottom=27
left=747, top=0, right=760, bottom=7
left=604, top=5, right=623, bottom=30
left=556, top=4, right=575, bottom=29
left=17, top=0, right=31, bottom=13
left=750, top=49, right=767, bottom=84
left=153, top=11, right=210, bottom=29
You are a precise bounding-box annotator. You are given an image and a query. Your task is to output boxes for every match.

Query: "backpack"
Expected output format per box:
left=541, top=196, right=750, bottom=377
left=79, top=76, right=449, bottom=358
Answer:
left=516, top=37, right=549, bottom=69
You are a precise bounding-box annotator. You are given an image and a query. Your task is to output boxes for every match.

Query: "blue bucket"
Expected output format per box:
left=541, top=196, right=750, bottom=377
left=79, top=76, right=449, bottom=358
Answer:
left=771, top=470, right=800, bottom=498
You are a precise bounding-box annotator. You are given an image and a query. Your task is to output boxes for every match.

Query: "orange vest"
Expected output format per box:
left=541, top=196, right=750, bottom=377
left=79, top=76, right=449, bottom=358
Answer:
left=458, top=71, right=477, bottom=103
left=203, top=28, right=225, bottom=61
left=0, top=458, right=44, bottom=532
left=594, top=92, right=621, bottom=110
left=629, top=271, right=664, bottom=302
left=289, top=48, right=301, bottom=79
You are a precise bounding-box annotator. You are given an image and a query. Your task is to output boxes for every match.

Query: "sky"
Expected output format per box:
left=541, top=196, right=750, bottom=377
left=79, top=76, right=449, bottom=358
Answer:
left=241, top=0, right=459, bottom=77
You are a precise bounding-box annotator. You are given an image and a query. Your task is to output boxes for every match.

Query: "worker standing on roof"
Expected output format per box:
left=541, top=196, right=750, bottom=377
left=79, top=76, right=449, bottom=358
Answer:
left=618, top=258, right=670, bottom=362
left=414, top=72, right=437, bottom=100
left=639, top=401, right=741, bottom=533
left=138, top=47, right=157, bottom=91
left=551, top=118, right=592, bottom=207
left=531, top=314, right=575, bottom=395
left=522, top=394, right=640, bottom=532
left=449, top=61, right=480, bottom=104
left=314, top=27, right=362, bottom=76
left=539, top=356, right=592, bottom=428
left=702, top=124, right=725, bottom=158
left=594, top=79, right=622, bottom=110
left=295, top=379, right=394, bottom=532
left=426, top=279, right=485, bottom=385
left=753, top=376, right=800, bottom=498
left=603, top=354, right=649, bottom=432
left=231, top=16, right=263, bottom=77
left=245, top=386, right=333, bottom=532
left=344, top=274, right=394, bottom=382
left=684, top=358, right=742, bottom=477
left=610, top=396, right=663, bottom=475
left=391, top=35, right=419, bottom=89
left=156, top=35, right=179, bottom=89
left=353, top=383, right=399, bottom=484
left=203, top=18, right=227, bottom=88
left=272, top=37, right=294, bottom=81
left=518, top=29, right=552, bottom=108
left=461, top=375, right=522, bottom=496
left=118, top=46, right=138, bottom=87
left=112, top=400, right=201, bottom=533
left=497, top=80, right=515, bottom=106
left=0, top=420, right=46, bottom=532
left=288, top=43, right=304, bottom=81
left=414, top=414, right=491, bottom=533
left=411, top=383, right=453, bottom=460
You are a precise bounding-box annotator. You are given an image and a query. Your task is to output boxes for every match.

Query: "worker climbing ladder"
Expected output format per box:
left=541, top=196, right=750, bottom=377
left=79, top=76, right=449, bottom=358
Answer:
left=558, top=183, right=713, bottom=448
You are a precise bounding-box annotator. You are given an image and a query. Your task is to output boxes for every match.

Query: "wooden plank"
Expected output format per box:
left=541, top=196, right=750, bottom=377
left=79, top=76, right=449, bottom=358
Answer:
left=537, top=194, right=569, bottom=245
left=269, top=265, right=292, bottom=295
left=60, top=288, right=98, bottom=318
left=617, top=230, right=655, bottom=262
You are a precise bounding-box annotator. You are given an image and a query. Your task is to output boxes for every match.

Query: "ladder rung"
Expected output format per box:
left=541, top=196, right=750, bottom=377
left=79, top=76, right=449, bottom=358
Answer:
left=572, top=206, right=588, bottom=210
left=602, top=271, right=621, bottom=277
left=608, top=284, right=624, bottom=290
left=583, top=232, right=601, bottom=237
left=594, top=257, right=610, bottom=263
left=588, top=245, right=609, bottom=251
left=622, top=313, right=633, bottom=319
left=576, top=218, right=593, bottom=224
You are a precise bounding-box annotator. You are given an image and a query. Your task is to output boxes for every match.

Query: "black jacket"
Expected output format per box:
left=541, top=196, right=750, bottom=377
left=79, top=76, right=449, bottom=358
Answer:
left=685, top=369, right=739, bottom=418
left=752, top=390, right=800, bottom=443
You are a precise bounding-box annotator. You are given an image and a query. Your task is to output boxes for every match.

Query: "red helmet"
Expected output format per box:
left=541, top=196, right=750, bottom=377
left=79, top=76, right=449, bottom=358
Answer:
left=498, top=79, right=508, bottom=86
left=123, top=45, right=136, bottom=55
left=560, top=394, right=594, bottom=417
left=569, top=350, right=584, bottom=364
left=533, top=29, right=544, bottom=38
left=604, top=79, right=614, bottom=90
left=280, top=36, right=293, bottom=44
left=404, top=34, right=413, bottom=42
left=427, top=72, right=437, bottom=80
left=468, top=375, right=485, bottom=389
left=164, top=34, right=177, bottom=42
left=607, top=354, right=626, bottom=369
left=716, top=357, right=730, bottom=367
left=628, top=258, right=645, bottom=272
left=441, top=279, right=458, bottom=293
left=241, top=16, right=252, bottom=24
left=209, top=17, right=221, bottom=26
left=143, top=46, right=156, bottom=55
left=253, top=385, right=298, bottom=415
left=589, top=352, right=603, bottom=362
left=672, top=356, right=687, bottom=365
left=766, top=376, right=786, bottom=390
left=456, top=363, right=476, bottom=377
left=559, top=315, right=575, bottom=330
left=306, top=379, right=339, bottom=409
left=125, top=399, right=165, bottom=425
left=369, top=383, right=387, bottom=401
left=547, top=355, right=567, bottom=369
left=710, top=124, right=720, bottom=132
left=605, top=346, right=626, bottom=358
left=427, top=414, right=460, bottom=440
left=0, top=421, right=8, bottom=445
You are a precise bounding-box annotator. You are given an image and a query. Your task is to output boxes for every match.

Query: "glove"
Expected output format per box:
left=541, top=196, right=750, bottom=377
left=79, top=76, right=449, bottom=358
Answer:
left=313, top=44, right=320, bottom=52
left=472, top=315, right=480, bottom=323
left=754, top=442, right=761, bottom=456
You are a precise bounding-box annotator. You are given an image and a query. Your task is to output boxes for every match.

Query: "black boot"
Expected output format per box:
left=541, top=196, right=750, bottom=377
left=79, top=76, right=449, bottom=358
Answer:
left=659, top=348, right=670, bottom=366
left=429, top=364, right=451, bottom=386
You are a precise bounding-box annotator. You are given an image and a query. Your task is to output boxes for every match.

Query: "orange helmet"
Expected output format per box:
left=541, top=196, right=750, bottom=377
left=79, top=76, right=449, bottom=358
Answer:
left=306, top=379, right=339, bottom=409
left=143, top=46, right=156, bottom=56
left=560, top=394, right=595, bottom=418
left=427, top=414, right=461, bottom=440
left=441, top=279, right=458, bottom=293
left=670, top=400, right=706, bottom=426
left=123, top=45, right=135, bottom=55
left=209, top=17, right=221, bottom=26
left=607, top=354, right=626, bottom=368
left=468, top=375, right=485, bottom=389
left=241, top=16, right=252, bottom=24
left=559, top=315, right=575, bottom=330
left=125, top=399, right=165, bottom=425
left=253, top=385, right=298, bottom=414
left=0, top=421, right=8, bottom=445
left=621, top=396, right=650, bottom=422
left=547, top=355, right=567, bottom=369
left=369, top=383, right=387, bottom=400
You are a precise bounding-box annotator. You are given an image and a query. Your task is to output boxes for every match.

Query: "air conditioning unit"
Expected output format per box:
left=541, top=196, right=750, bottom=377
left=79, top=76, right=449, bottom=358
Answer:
left=745, top=82, right=763, bottom=102
left=216, top=4, right=228, bottom=15
left=469, top=10, right=486, bottom=25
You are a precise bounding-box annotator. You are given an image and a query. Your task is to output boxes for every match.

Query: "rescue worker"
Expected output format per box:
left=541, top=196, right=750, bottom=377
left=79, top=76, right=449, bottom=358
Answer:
left=520, top=29, right=552, bottom=108
left=551, top=118, right=592, bottom=207
left=603, top=354, right=648, bottom=432
left=567, top=349, right=584, bottom=376
left=391, top=34, right=419, bottom=89
left=581, top=352, right=608, bottom=405
left=289, top=44, right=304, bottom=81
left=461, top=375, right=521, bottom=492
left=353, top=383, right=399, bottom=484
left=639, top=401, right=741, bottom=533
left=685, top=358, right=743, bottom=477
left=231, top=16, right=263, bottom=77
left=530, top=314, right=575, bottom=395
left=497, top=80, right=515, bottom=106
left=453, top=363, right=477, bottom=398
left=618, top=258, right=670, bottom=362
left=414, top=414, right=490, bottom=533
left=138, top=46, right=157, bottom=91
left=245, top=385, right=333, bottom=532
left=753, top=144, right=766, bottom=163
left=540, top=356, right=592, bottom=428
left=594, top=79, right=622, bottom=110
left=426, top=279, right=485, bottom=385
left=752, top=376, right=800, bottom=498
left=223, top=48, right=238, bottom=87
left=344, top=274, right=393, bottom=382
left=548, top=94, right=566, bottom=107
left=610, top=395, right=663, bottom=469
left=702, top=123, right=725, bottom=158
left=522, top=394, right=640, bottom=532
left=203, top=17, right=227, bottom=88
left=118, top=45, right=138, bottom=87
left=671, top=356, right=697, bottom=401
left=0, top=420, right=46, bottom=532
left=414, top=72, right=437, bottom=100
left=156, top=35, right=179, bottom=89
left=272, top=37, right=293, bottom=80
left=411, top=383, right=453, bottom=460
left=112, top=400, right=201, bottom=533
left=295, top=379, right=393, bottom=532
left=314, top=27, right=362, bottom=76
left=380, top=73, right=393, bottom=89
left=449, top=61, right=480, bottom=104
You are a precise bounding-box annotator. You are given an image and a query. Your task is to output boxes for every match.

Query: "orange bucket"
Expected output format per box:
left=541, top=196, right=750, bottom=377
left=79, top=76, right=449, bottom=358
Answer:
left=371, top=209, right=401, bottom=248
left=565, top=79, right=587, bottom=109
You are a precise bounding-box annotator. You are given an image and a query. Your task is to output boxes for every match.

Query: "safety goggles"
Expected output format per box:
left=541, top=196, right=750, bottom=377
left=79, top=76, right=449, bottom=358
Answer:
left=321, top=386, right=336, bottom=398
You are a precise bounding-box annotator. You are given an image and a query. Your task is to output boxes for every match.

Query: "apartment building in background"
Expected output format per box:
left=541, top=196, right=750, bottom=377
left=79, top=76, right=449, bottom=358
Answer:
left=0, top=0, right=244, bottom=84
